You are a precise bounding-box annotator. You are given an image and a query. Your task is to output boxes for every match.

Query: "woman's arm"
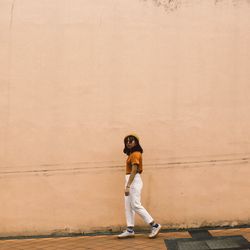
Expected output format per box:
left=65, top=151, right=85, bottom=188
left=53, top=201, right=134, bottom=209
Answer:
left=125, top=164, right=138, bottom=196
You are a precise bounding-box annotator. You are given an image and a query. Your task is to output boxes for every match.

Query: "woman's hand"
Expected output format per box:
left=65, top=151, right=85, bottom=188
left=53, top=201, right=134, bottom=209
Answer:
left=125, top=186, right=130, bottom=196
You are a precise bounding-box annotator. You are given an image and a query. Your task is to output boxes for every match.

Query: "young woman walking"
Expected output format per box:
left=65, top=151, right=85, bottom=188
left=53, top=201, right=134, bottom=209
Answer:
left=118, top=134, right=161, bottom=239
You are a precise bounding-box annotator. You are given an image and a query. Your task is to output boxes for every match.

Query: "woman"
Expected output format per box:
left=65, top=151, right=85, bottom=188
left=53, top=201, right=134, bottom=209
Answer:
left=118, top=134, right=161, bottom=239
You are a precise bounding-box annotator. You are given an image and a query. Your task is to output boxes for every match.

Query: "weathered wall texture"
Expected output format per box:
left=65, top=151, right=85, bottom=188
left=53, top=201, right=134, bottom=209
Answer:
left=0, top=0, right=250, bottom=236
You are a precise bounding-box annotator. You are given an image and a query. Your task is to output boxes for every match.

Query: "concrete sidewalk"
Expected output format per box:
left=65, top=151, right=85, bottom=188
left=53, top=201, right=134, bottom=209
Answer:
left=0, top=227, right=250, bottom=250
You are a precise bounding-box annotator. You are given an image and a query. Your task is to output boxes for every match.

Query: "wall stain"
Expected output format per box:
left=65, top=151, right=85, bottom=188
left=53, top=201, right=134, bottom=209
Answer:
left=143, top=0, right=182, bottom=11
left=3, top=0, right=16, bottom=163
left=9, top=0, right=16, bottom=30
left=142, top=0, right=250, bottom=11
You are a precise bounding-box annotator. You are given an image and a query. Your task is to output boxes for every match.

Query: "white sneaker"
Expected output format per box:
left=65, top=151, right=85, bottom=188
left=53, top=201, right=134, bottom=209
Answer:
left=148, top=224, right=162, bottom=239
left=118, top=230, right=135, bottom=239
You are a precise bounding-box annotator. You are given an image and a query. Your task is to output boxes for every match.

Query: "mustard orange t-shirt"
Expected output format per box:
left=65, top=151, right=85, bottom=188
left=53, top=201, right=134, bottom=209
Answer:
left=126, top=152, right=143, bottom=174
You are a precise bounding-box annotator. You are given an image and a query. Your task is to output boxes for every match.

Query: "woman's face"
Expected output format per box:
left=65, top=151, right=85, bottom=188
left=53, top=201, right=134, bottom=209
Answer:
left=125, top=136, right=137, bottom=149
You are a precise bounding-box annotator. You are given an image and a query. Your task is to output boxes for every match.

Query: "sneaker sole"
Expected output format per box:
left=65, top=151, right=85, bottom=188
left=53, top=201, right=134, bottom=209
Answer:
left=148, top=225, right=162, bottom=239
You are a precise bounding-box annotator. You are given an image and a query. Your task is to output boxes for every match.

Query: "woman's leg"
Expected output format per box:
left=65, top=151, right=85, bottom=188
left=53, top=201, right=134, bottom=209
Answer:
left=118, top=192, right=135, bottom=238
left=124, top=175, right=135, bottom=227
left=125, top=195, right=135, bottom=227
left=130, top=175, right=154, bottom=224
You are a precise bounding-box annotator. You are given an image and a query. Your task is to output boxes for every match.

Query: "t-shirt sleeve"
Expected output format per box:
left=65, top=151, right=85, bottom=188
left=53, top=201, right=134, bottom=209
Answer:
left=130, top=152, right=140, bottom=165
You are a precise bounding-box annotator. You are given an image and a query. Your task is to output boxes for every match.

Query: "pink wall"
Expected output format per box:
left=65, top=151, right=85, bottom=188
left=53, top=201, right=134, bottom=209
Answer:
left=0, top=0, right=250, bottom=236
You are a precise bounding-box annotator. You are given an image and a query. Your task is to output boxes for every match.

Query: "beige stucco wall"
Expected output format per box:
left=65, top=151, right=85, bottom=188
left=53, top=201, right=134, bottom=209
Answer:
left=0, top=0, right=250, bottom=236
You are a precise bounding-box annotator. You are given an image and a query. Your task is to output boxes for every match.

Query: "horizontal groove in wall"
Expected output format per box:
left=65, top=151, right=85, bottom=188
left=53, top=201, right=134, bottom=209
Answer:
left=0, top=155, right=249, bottom=177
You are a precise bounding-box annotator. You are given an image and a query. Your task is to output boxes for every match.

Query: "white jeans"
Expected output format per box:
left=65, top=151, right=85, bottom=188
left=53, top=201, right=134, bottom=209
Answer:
left=125, top=174, right=153, bottom=227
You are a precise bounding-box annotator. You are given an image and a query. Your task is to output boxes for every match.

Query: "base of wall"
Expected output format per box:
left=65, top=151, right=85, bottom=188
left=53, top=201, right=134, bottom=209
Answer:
left=1, top=223, right=250, bottom=241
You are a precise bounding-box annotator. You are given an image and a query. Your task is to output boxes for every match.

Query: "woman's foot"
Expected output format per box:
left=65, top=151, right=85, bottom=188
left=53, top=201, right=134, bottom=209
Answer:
left=148, top=224, right=162, bottom=238
left=118, top=229, right=135, bottom=239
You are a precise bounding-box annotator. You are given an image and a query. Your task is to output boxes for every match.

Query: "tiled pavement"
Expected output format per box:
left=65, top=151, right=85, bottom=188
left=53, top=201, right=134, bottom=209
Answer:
left=0, top=228, right=250, bottom=250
